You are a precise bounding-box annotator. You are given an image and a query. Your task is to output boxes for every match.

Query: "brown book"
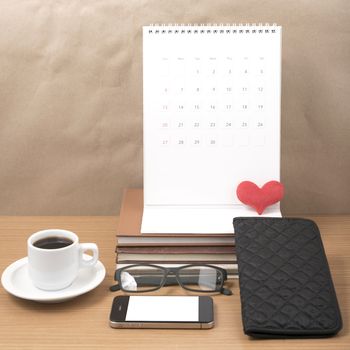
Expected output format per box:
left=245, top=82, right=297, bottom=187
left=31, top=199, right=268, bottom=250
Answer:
left=117, top=188, right=144, bottom=236
left=116, top=246, right=235, bottom=254
left=117, top=189, right=235, bottom=244
left=117, top=235, right=235, bottom=247
left=116, top=260, right=237, bottom=265
left=116, top=253, right=236, bottom=262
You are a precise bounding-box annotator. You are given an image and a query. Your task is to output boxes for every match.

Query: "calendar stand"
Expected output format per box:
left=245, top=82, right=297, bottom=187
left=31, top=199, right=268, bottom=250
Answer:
left=142, top=24, right=282, bottom=234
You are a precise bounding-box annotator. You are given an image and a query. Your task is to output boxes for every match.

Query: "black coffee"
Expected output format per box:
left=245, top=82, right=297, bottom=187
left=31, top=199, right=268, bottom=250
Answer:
left=33, top=236, right=73, bottom=249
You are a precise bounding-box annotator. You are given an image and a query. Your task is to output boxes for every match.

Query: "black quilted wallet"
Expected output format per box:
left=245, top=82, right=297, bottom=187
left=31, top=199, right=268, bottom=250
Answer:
left=233, top=217, right=342, bottom=338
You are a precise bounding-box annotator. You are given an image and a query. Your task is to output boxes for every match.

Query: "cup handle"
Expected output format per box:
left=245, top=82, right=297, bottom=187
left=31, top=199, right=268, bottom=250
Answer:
left=79, top=243, right=99, bottom=268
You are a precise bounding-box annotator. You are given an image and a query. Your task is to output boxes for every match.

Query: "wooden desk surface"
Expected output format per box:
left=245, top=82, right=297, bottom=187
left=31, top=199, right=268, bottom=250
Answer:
left=0, top=216, right=349, bottom=350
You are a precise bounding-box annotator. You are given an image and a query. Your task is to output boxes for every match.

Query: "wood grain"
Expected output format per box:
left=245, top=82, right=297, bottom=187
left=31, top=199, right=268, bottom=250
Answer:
left=0, top=216, right=349, bottom=350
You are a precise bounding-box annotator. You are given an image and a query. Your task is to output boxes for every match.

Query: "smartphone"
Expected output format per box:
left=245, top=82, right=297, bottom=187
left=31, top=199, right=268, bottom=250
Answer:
left=109, top=295, right=214, bottom=329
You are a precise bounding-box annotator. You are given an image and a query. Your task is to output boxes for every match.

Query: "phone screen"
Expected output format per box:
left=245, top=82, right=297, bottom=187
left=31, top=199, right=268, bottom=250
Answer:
left=125, top=296, right=199, bottom=322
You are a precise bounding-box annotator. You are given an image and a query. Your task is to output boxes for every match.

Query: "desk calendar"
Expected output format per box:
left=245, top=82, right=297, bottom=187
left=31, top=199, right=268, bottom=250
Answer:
left=142, top=24, right=282, bottom=233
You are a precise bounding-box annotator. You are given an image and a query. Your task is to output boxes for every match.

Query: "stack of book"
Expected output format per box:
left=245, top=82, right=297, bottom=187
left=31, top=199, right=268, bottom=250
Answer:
left=116, top=189, right=237, bottom=278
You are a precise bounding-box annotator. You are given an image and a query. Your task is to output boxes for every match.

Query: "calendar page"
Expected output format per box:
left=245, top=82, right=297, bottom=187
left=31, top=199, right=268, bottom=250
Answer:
left=142, top=25, right=282, bottom=233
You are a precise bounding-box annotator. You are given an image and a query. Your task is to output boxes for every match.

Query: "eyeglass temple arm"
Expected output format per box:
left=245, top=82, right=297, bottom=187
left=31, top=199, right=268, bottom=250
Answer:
left=221, top=287, right=232, bottom=295
left=109, top=284, right=121, bottom=292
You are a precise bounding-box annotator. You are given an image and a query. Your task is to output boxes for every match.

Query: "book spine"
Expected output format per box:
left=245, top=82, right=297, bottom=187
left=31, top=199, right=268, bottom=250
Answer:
left=116, top=246, right=236, bottom=254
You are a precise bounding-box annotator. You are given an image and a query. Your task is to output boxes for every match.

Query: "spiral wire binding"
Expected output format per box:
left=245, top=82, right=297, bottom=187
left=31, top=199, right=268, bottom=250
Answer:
left=147, top=23, right=279, bottom=34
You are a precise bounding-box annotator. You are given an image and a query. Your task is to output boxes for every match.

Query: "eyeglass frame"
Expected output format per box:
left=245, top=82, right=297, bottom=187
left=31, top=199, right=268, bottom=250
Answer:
left=110, top=263, right=232, bottom=295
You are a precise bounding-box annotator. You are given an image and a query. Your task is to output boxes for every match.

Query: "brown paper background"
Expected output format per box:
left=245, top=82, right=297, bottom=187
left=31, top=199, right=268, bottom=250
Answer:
left=0, top=0, right=349, bottom=215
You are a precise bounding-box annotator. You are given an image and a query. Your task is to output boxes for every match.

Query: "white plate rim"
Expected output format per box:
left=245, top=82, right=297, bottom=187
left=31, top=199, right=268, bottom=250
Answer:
left=1, top=256, right=106, bottom=302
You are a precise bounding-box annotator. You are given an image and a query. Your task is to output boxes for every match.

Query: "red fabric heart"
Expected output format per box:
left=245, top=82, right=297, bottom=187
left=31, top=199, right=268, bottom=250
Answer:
left=236, top=181, right=284, bottom=215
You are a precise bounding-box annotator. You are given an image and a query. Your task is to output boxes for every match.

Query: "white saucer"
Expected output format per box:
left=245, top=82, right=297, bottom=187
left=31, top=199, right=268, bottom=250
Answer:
left=1, top=255, right=106, bottom=303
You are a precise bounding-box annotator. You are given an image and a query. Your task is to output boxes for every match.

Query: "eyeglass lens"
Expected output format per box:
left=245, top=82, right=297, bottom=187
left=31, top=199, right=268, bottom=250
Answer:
left=177, top=266, right=223, bottom=291
left=120, top=266, right=165, bottom=292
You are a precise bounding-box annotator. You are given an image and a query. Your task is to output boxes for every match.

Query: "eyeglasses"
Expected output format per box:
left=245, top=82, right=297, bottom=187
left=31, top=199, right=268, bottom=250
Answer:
left=110, top=264, right=232, bottom=296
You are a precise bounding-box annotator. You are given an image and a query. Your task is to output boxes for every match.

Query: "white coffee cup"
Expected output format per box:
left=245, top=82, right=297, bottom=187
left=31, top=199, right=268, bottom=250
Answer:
left=27, top=229, right=99, bottom=291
